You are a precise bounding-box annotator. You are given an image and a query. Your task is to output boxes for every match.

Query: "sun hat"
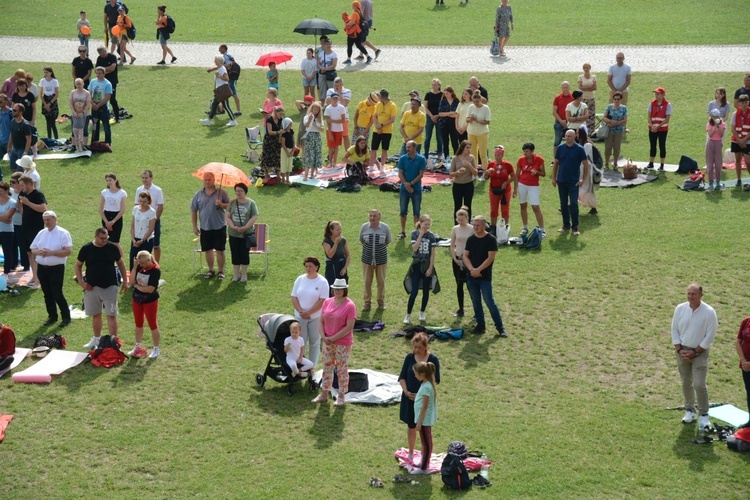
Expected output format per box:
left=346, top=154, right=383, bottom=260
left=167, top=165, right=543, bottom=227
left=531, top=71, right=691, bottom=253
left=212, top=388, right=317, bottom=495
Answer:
left=17, top=155, right=36, bottom=170
left=331, top=278, right=348, bottom=289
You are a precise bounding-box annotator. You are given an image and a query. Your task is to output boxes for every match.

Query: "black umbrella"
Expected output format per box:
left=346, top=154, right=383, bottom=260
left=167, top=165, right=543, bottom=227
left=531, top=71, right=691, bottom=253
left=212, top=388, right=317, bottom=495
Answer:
left=293, top=18, right=339, bottom=36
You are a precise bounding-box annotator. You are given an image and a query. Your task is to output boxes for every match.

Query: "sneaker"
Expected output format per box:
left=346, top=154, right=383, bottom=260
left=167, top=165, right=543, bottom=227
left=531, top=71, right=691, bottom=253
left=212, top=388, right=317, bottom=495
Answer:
left=366, top=56, right=373, bottom=64
left=375, top=49, right=381, bottom=60
left=706, top=185, right=714, bottom=193
left=199, top=118, right=212, bottom=126
left=646, top=162, right=654, bottom=170
left=715, top=182, right=722, bottom=190
left=157, top=60, right=166, bottom=65
left=520, top=228, right=528, bottom=237
left=397, top=231, right=406, bottom=240
left=454, top=309, right=464, bottom=317
left=128, top=346, right=148, bottom=358
left=540, top=228, right=547, bottom=238
left=472, top=325, right=486, bottom=334
left=83, top=337, right=99, bottom=350
left=410, top=468, right=428, bottom=475
left=234, top=111, right=243, bottom=117
left=497, top=327, right=508, bottom=338
left=403, top=314, right=411, bottom=324
left=658, top=164, right=665, bottom=171
left=572, top=227, right=580, bottom=235
left=558, top=227, right=570, bottom=233
left=419, top=311, right=426, bottom=322
left=342, top=60, right=352, bottom=65
left=226, top=120, right=238, bottom=127
left=681, top=410, right=696, bottom=424
left=171, top=57, right=177, bottom=63
left=362, top=304, right=371, bottom=312
left=698, top=414, right=711, bottom=431
left=148, top=346, right=160, bottom=359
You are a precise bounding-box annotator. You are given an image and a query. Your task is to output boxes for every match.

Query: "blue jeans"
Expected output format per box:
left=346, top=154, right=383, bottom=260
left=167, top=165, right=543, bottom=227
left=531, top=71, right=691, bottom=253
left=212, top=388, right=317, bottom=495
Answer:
left=399, top=143, right=422, bottom=155
left=424, top=118, right=442, bottom=158
left=466, top=277, right=504, bottom=330
left=78, top=35, right=89, bottom=55
left=557, top=181, right=579, bottom=229
left=9, top=147, right=25, bottom=172
left=553, top=121, right=565, bottom=147
left=91, top=106, right=111, bottom=144
left=399, top=188, right=422, bottom=217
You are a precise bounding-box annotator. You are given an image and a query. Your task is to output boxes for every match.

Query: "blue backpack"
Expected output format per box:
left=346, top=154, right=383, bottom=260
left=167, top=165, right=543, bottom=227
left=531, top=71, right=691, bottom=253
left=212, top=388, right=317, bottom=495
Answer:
left=441, top=453, right=471, bottom=490
left=521, top=226, right=542, bottom=250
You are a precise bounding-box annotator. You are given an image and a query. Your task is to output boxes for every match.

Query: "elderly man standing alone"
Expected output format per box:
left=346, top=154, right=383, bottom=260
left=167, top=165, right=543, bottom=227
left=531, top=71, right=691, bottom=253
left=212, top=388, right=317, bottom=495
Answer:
left=359, top=209, right=392, bottom=311
left=671, top=283, right=718, bottom=432
left=607, top=52, right=631, bottom=105
left=30, top=211, right=73, bottom=328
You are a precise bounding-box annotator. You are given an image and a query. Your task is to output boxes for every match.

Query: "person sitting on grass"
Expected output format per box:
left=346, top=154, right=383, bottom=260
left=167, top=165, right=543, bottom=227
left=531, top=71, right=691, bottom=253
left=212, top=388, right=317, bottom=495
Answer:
left=0, top=322, right=16, bottom=373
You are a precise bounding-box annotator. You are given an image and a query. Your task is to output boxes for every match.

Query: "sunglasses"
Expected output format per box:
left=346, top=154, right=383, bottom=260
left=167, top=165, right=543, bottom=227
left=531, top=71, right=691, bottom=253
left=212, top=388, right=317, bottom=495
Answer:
left=613, top=97, right=621, bottom=100
left=78, top=50, right=86, bottom=53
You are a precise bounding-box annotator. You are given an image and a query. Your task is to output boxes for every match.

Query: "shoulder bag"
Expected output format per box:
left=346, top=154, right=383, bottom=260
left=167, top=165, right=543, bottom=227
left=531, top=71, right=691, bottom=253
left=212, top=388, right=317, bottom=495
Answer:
left=234, top=200, right=256, bottom=248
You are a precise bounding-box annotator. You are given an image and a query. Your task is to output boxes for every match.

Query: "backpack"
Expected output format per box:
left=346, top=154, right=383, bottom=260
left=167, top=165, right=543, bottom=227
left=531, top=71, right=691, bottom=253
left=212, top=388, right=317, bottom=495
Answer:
left=33, top=334, right=66, bottom=349
left=166, top=15, right=176, bottom=34
left=677, top=154, right=698, bottom=174
left=681, top=171, right=704, bottom=191
left=521, top=226, right=542, bottom=250
left=89, top=335, right=126, bottom=368
left=126, top=20, right=136, bottom=40
left=228, top=61, right=241, bottom=81
left=590, top=145, right=603, bottom=170
left=441, top=453, right=471, bottom=490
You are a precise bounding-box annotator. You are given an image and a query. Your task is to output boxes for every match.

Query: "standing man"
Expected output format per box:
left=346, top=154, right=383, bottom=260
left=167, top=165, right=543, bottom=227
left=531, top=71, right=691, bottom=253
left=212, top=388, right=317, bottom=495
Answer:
left=76, top=227, right=127, bottom=349
left=399, top=97, right=426, bottom=155
left=359, top=208, right=391, bottom=311
left=607, top=52, right=631, bottom=105
left=397, top=140, right=426, bottom=239
left=30, top=211, right=72, bottom=328
left=671, top=283, right=718, bottom=432
left=88, top=67, right=112, bottom=145
left=317, top=39, right=338, bottom=102
left=733, top=74, right=750, bottom=109
left=370, top=88, right=397, bottom=169
left=552, top=81, right=574, bottom=158
left=135, top=169, right=164, bottom=263
left=104, top=0, right=123, bottom=54
left=552, top=129, right=589, bottom=235
left=219, top=44, right=241, bottom=116
left=7, top=103, right=32, bottom=173
left=17, top=174, right=46, bottom=288
left=190, top=173, right=229, bottom=280
left=468, top=77, right=488, bottom=103
left=326, top=77, right=352, bottom=151
left=462, top=215, right=507, bottom=337
left=71, top=46, right=94, bottom=88
left=95, top=46, right=120, bottom=124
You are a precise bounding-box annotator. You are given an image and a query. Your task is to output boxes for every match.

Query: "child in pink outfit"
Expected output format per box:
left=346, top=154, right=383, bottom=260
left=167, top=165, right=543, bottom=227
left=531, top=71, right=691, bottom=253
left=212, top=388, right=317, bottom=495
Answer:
left=705, top=109, right=726, bottom=192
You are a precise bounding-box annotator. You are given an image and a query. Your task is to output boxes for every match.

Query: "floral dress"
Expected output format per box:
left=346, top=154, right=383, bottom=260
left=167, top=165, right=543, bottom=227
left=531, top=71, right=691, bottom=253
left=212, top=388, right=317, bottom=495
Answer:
left=303, top=115, right=323, bottom=170
left=495, top=5, right=513, bottom=38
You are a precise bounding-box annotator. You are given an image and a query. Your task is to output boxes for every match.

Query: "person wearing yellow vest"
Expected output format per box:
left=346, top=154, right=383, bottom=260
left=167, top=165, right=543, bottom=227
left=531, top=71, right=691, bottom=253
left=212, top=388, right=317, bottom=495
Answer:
left=647, top=87, right=671, bottom=171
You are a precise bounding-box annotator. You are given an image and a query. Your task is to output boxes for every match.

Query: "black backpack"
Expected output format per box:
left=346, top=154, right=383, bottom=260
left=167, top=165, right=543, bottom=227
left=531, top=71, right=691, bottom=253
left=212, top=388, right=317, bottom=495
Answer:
left=591, top=144, right=603, bottom=170
left=166, top=15, right=176, bottom=34
left=34, top=333, right=66, bottom=349
left=441, top=453, right=471, bottom=490
left=126, top=20, right=136, bottom=40
left=228, top=60, right=241, bottom=81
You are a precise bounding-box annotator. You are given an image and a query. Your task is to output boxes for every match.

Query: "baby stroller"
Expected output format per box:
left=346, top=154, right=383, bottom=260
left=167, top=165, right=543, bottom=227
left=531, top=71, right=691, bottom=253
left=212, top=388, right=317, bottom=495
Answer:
left=256, top=313, right=318, bottom=396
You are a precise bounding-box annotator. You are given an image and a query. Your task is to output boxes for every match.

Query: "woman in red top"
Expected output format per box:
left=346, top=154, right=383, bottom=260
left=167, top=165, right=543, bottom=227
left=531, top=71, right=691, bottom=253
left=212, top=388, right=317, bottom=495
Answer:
left=484, top=145, right=515, bottom=232
left=736, top=317, right=750, bottom=429
left=647, top=87, right=672, bottom=170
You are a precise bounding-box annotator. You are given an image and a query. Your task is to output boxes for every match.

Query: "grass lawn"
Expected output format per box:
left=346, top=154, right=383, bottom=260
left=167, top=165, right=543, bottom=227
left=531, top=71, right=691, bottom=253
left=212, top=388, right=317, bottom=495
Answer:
left=3, top=0, right=747, bottom=46
left=1, top=60, right=750, bottom=497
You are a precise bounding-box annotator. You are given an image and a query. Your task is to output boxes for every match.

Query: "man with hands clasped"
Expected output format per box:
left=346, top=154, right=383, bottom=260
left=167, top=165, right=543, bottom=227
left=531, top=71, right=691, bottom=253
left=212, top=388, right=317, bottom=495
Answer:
left=552, top=130, right=589, bottom=235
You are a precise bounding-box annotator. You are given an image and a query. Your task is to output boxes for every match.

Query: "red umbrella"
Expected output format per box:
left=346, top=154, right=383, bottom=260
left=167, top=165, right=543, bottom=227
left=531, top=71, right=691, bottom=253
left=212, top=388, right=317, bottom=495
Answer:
left=256, top=51, right=294, bottom=67
left=193, top=162, right=250, bottom=187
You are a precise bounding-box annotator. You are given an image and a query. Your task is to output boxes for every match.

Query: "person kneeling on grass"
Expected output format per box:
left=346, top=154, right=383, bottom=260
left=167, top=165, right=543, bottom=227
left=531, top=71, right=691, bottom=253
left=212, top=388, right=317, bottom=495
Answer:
left=285, top=322, right=314, bottom=377
left=127, top=250, right=161, bottom=359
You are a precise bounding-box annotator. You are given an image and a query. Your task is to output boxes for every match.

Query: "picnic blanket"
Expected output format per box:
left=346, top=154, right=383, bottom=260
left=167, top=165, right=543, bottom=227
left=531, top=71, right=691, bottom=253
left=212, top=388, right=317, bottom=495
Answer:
left=2, top=150, right=91, bottom=161
left=600, top=169, right=658, bottom=188
left=708, top=403, right=750, bottom=427
left=2, top=269, right=32, bottom=287
left=394, top=448, right=488, bottom=474
left=288, top=165, right=450, bottom=188
left=311, top=368, right=402, bottom=405
left=0, top=414, right=12, bottom=442
left=0, top=348, right=31, bottom=378
left=12, top=349, right=88, bottom=383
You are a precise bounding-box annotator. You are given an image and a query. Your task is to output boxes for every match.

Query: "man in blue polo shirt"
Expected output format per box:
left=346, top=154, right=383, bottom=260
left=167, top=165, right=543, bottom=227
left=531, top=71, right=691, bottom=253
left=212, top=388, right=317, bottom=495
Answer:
left=397, top=140, right=426, bottom=239
left=551, top=129, right=589, bottom=235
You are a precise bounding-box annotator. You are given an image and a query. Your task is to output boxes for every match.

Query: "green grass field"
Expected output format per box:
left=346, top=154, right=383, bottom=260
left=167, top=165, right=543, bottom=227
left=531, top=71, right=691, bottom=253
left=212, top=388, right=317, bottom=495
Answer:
left=1, top=57, right=750, bottom=497
left=4, top=0, right=748, bottom=46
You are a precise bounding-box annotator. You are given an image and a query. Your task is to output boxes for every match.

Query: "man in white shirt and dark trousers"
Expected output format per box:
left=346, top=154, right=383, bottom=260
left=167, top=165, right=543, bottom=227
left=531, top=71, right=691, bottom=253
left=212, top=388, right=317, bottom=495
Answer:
left=671, top=283, right=718, bottom=432
left=30, top=211, right=73, bottom=327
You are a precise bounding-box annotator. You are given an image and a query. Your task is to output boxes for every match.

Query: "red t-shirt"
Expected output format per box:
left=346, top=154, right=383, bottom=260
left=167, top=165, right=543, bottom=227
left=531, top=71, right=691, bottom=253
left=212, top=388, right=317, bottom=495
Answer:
left=516, top=154, right=545, bottom=186
left=737, top=317, right=750, bottom=367
left=486, top=160, right=514, bottom=188
left=553, top=93, right=575, bottom=121
left=0, top=325, right=16, bottom=358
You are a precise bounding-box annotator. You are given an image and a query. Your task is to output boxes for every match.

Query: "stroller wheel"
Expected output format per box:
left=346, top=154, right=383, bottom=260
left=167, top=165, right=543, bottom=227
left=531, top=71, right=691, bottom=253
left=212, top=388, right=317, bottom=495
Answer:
left=308, top=379, right=319, bottom=392
left=255, top=373, right=266, bottom=387
left=287, top=384, right=294, bottom=396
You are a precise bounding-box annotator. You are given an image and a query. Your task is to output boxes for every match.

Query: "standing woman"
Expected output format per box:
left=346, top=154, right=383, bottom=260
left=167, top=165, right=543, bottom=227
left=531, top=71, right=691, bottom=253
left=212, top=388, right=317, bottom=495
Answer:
left=303, top=102, right=324, bottom=181
left=0, top=182, right=17, bottom=276
left=11, top=80, right=36, bottom=127
left=352, top=92, right=378, bottom=144
left=601, top=91, right=628, bottom=169
left=466, top=90, right=491, bottom=167
left=494, top=0, right=514, bottom=57
left=455, top=88, right=472, bottom=143
left=577, top=128, right=597, bottom=215
left=39, top=67, right=60, bottom=139
left=155, top=5, right=177, bottom=65
left=423, top=79, right=443, bottom=161
left=404, top=214, right=437, bottom=325
left=291, top=257, right=329, bottom=369
left=485, top=145, right=515, bottom=231
left=225, top=183, right=259, bottom=282
left=342, top=2, right=369, bottom=65
left=438, top=86, right=460, bottom=159
left=127, top=250, right=161, bottom=359
left=577, top=63, right=597, bottom=131
left=705, top=110, right=726, bottom=192
left=116, top=6, right=135, bottom=65
left=398, top=332, right=440, bottom=464
left=707, top=87, right=730, bottom=122
left=449, top=140, right=477, bottom=222
left=322, top=221, right=351, bottom=290
left=312, top=278, right=357, bottom=407
left=450, top=207, right=473, bottom=317
left=199, top=55, right=236, bottom=127
left=260, top=106, right=284, bottom=182
left=69, top=78, right=91, bottom=149
left=736, top=317, right=750, bottom=429
left=99, top=173, right=127, bottom=256
left=647, top=86, right=671, bottom=171
left=129, top=191, right=157, bottom=269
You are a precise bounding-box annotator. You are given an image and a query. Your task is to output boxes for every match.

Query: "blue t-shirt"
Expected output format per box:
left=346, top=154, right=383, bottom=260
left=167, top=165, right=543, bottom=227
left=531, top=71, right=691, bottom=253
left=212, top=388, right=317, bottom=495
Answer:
left=398, top=153, right=427, bottom=191
left=555, top=142, right=587, bottom=183
left=88, top=78, right=113, bottom=108
left=414, top=381, right=437, bottom=426
left=0, top=197, right=17, bottom=232
left=266, top=70, right=279, bottom=90
left=604, top=104, right=628, bottom=133
left=0, top=107, right=11, bottom=145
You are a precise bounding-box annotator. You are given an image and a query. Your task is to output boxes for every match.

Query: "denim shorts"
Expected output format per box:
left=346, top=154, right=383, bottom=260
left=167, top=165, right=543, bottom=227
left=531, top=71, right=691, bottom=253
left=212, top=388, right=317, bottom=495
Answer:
left=399, top=188, right=422, bottom=217
left=227, top=79, right=237, bottom=95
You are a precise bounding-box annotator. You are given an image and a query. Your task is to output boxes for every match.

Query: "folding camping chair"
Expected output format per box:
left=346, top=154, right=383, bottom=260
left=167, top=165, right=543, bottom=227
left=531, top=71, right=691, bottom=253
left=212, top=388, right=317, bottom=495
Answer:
left=248, top=223, right=269, bottom=277
left=246, top=126, right=262, bottom=149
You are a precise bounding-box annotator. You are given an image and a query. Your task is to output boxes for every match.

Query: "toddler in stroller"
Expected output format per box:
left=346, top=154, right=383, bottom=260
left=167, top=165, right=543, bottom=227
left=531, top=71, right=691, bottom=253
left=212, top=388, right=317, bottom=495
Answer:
left=256, top=313, right=318, bottom=396
left=285, top=322, right=314, bottom=377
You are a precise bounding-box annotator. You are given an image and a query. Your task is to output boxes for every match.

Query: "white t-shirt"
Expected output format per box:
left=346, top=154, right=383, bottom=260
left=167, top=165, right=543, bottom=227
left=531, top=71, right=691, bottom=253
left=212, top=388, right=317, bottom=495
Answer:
left=324, top=104, right=347, bottom=133
left=39, top=78, right=59, bottom=97
left=291, top=274, right=329, bottom=319
left=608, top=63, right=631, bottom=92
left=215, top=66, right=228, bottom=89
left=101, top=188, right=127, bottom=212
left=132, top=206, right=157, bottom=240
left=25, top=169, right=41, bottom=190
left=327, top=87, right=352, bottom=118
left=284, top=336, right=305, bottom=361
left=319, top=50, right=338, bottom=72
left=301, top=58, right=317, bottom=80
left=303, top=113, right=324, bottom=132
left=466, top=103, right=491, bottom=136
left=566, top=101, right=588, bottom=129
left=135, top=183, right=164, bottom=213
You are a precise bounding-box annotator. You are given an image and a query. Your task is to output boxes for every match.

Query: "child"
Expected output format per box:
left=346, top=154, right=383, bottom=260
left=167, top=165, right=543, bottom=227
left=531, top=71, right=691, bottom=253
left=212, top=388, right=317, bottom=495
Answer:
left=267, top=62, right=279, bottom=92
left=72, top=101, right=87, bottom=152
left=77, top=11, right=91, bottom=55
left=0, top=322, right=16, bottom=373
left=412, top=361, right=438, bottom=474
left=705, top=109, right=726, bottom=193
left=284, top=322, right=314, bottom=377
left=301, top=48, right=317, bottom=99
left=303, top=102, right=324, bottom=181
left=280, top=117, right=295, bottom=185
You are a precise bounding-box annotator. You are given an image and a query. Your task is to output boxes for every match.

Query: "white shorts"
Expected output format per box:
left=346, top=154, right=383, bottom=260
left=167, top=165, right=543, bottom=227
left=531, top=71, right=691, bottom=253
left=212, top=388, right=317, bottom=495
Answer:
left=517, top=183, right=540, bottom=205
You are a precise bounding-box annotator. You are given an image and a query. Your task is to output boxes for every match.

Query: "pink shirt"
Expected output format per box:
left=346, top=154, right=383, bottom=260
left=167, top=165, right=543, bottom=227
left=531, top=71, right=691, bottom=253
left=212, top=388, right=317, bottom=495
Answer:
left=706, top=122, right=726, bottom=141
left=320, top=297, right=356, bottom=346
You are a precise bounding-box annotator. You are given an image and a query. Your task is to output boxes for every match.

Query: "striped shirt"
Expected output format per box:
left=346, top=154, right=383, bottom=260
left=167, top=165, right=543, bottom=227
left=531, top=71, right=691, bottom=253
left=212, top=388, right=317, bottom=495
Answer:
left=359, top=221, right=391, bottom=265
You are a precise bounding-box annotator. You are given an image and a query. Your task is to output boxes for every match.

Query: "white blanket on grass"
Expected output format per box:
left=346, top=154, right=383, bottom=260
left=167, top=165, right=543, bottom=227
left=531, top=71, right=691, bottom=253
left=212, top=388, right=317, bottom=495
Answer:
left=312, top=368, right=401, bottom=405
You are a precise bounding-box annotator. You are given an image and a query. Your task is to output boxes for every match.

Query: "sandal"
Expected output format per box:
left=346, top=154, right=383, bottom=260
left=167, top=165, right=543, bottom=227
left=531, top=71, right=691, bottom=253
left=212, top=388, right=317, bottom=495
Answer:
left=369, top=477, right=384, bottom=488
left=203, top=271, right=215, bottom=279
left=217, top=272, right=225, bottom=281
left=392, top=474, right=412, bottom=483
left=397, top=231, right=406, bottom=240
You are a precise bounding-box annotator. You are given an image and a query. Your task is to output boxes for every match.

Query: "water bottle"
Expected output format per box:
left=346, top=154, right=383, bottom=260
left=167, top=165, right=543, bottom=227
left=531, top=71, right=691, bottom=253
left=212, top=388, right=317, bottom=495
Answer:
left=480, top=453, right=489, bottom=479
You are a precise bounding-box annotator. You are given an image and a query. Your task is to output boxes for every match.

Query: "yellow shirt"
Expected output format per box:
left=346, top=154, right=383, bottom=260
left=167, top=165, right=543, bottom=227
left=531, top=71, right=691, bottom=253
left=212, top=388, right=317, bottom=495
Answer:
left=355, top=100, right=376, bottom=128
left=346, top=146, right=368, bottom=163
left=374, top=100, right=398, bottom=134
left=400, top=110, right=427, bottom=144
